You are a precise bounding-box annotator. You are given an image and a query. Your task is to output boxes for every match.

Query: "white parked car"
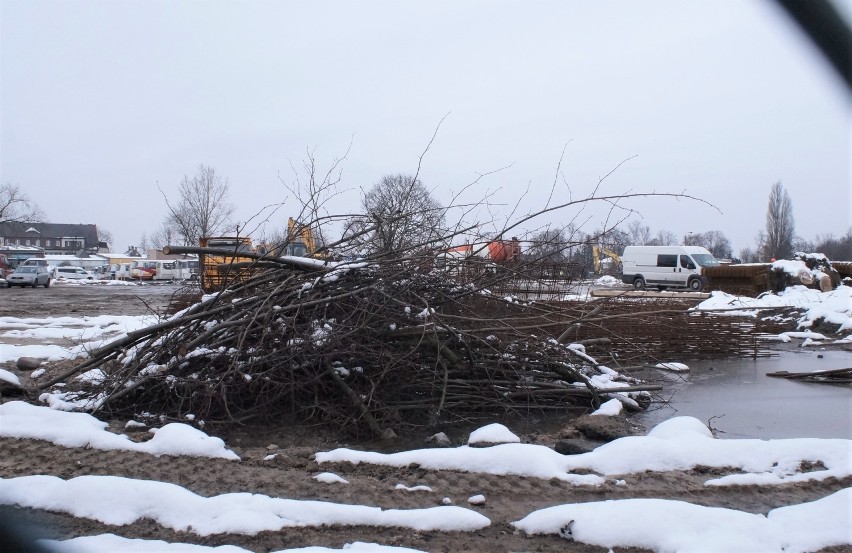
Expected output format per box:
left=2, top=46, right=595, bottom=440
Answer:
left=54, top=266, right=96, bottom=281
left=6, top=265, right=52, bottom=288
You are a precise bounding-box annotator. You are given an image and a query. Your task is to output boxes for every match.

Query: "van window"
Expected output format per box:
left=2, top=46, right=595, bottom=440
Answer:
left=679, top=255, right=696, bottom=270
left=656, top=254, right=677, bottom=268
left=692, top=254, right=720, bottom=267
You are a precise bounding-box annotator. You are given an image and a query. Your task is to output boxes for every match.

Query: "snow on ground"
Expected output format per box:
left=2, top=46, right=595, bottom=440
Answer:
left=0, top=402, right=849, bottom=551
left=467, top=423, right=520, bottom=444
left=0, top=368, right=22, bottom=386
left=695, top=285, right=852, bottom=340
left=317, top=416, right=851, bottom=486
left=51, top=278, right=142, bottom=286
left=313, top=472, right=349, bottom=484
left=593, top=275, right=621, bottom=287
left=0, top=314, right=157, bottom=363
left=589, top=398, right=623, bottom=416
left=0, top=401, right=239, bottom=460
left=0, top=475, right=489, bottom=535
left=514, top=488, right=852, bottom=553
left=320, top=441, right=605, bottom=485
left=43, top=535, right=427, bottom=553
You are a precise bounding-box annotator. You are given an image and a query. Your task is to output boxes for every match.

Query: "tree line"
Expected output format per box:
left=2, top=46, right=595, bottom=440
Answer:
left=2, top=170, right=850, bottom=263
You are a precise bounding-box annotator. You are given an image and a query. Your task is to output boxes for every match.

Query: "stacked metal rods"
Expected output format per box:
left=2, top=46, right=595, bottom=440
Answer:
left=39, top=257, right=654, bottom=435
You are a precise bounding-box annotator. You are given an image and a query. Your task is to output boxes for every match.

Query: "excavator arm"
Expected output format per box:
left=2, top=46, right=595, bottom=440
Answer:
left=592, top=246, right=621, bottom=274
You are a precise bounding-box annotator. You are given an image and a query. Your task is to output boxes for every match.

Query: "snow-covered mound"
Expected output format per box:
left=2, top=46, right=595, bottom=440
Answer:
left=695, top=285, right=852, bottom=339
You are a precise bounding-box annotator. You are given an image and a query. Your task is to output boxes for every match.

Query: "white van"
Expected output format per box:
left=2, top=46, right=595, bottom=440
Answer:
left=175, top=259, right=199, bottom=280
left=54, top=266, right=96, bottom=281
left=149, top=260, right=180, bottom=281
left=620, top=246, right=719, bottom=292
left=115, top=263, right=132, bottom=280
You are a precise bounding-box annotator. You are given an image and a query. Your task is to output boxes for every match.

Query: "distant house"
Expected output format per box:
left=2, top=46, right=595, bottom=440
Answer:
left=0, top=244, right=44, bottom=266
left=0, top=222, right=101, bottom=256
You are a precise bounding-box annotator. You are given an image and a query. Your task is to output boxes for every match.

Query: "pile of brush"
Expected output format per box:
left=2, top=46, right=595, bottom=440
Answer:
left=38, top=253, right=654, bottom=435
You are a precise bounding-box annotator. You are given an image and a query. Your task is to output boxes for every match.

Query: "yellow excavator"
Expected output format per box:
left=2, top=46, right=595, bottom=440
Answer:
left=592, top=245, right=621, bottom=274
left=285, top=217, right=319, bottom=257
left=168, top=218, right=324, bottom=292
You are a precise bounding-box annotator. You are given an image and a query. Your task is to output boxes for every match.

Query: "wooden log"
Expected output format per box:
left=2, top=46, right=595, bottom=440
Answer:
left=766, top=367, right=852, bottom=379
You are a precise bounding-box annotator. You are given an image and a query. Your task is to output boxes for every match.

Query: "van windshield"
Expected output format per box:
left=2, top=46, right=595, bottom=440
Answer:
left=692, top=254, right=719, bottom=267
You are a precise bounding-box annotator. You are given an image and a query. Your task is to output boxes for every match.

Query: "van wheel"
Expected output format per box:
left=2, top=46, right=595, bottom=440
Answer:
left=44, top=279, right=51, bottom=288
left=633, top=277, right=646, bottom=290
left=688, top=278, right=703, bottom=292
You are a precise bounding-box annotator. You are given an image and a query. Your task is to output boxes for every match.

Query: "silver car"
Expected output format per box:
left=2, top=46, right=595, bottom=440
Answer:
left=6, top=265, right=52, bottom=288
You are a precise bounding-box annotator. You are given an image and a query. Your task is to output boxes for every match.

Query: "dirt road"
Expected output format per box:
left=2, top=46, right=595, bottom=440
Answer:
left=0, top=281, right=195, bottom=318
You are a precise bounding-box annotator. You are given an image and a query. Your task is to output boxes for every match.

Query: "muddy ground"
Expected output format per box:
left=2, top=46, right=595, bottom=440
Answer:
left=1, top=283, right=850, bottom=552
left=0, top=280, right=193, bottom=318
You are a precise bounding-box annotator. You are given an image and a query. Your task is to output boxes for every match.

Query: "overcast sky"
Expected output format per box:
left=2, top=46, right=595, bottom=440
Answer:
left=2, top=0, right=849, bottom=255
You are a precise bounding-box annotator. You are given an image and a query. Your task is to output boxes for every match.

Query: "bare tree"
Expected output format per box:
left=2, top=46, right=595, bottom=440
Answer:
left=753, top=230, right=769, bottom=261
left=738, top=246, right=759, bottom=263
left=598, top=226, right=631, bottom=255
left=812, top=229, right=852, bottom=260
left=150, top=220, right=181, bottom=250
left=276, top=145, right=351, bottom=251
left=526, top=227, right=573, bottom=261
left=765, top=182, right=795, bottom=260
left=97, top=228, right=114, bottom=250
left=0, top=183, right=44, bottom=224
left=626, top=221, right=652, bottom=246
left=683, top=230, right=733, bottom=259
left=162, top=165, right=235, bottom=246
left=342, top=174, right=446, bottom=255
left=650, top=229, right=678, bottom=246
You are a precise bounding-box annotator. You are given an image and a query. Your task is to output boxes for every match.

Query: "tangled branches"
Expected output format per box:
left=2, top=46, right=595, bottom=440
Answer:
left=40, top=255, right=655, bottom=435
left=37, top=157, right=713, bottom=435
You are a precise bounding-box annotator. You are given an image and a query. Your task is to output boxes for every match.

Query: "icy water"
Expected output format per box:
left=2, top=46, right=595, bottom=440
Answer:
left=633, top=349, right=852, bottom=439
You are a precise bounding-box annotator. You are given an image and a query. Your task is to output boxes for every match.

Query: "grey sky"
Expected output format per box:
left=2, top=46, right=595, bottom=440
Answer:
left=2, top=0, right=849, bottom=255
